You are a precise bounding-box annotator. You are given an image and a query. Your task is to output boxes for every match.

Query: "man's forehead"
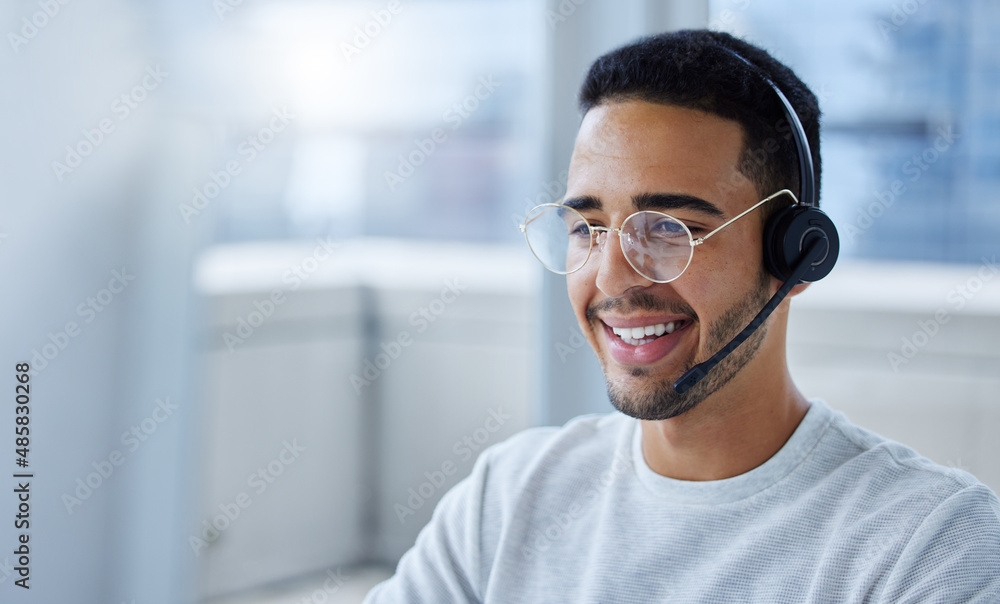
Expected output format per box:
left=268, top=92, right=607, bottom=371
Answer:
left=576, top=100, right=744, bottom=152
left=567, top=101, right=754, bottom=215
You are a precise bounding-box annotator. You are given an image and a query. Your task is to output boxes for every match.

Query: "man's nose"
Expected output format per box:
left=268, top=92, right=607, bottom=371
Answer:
left=593, top=230, right=654, bottom=297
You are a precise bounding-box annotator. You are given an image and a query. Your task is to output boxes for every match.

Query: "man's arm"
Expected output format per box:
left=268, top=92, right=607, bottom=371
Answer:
left=877, top=483, right=1000, bottom=603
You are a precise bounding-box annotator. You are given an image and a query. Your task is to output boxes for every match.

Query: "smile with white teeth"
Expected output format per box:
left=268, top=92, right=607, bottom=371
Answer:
left=610, top=322, right=677, bottom=346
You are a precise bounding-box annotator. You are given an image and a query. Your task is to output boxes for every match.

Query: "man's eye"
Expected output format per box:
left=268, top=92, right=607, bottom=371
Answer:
left=649, top=218, right=690, bottom=237
left=569, top=223, right=593, bottom=238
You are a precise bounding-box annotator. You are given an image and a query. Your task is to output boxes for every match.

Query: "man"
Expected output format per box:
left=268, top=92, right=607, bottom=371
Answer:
left=364, top=30, right=1000, bottom=603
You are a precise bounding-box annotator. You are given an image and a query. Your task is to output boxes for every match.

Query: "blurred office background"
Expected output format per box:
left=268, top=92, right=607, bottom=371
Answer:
left=0, top=0, right=997, bottom=602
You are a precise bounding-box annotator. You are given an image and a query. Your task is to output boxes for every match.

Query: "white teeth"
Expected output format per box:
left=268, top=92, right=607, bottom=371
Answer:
left=609, top=321, right=682, bottom=345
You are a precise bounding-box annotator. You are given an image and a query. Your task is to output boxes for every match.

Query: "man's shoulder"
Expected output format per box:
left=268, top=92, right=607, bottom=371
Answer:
left=809, top=408, right=1000, bottom=600
left=826, top=407, right=981, bottom=485
left=815, top=403, right=999, bottom=521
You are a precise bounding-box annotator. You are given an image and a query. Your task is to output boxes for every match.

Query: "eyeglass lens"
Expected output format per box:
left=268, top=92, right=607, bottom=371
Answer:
left=522, top=205, right=693, bottom=282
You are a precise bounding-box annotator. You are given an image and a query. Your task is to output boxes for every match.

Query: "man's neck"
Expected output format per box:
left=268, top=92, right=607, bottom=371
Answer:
left=639, top=372, right=810, bottom=482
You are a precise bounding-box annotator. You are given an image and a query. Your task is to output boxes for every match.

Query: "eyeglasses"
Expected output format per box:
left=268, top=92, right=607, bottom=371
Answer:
left=518, top=189, right=797, bottom=283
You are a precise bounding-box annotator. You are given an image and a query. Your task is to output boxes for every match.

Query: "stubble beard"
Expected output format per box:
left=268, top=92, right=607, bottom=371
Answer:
left=601, top=269, right=773, bottom=421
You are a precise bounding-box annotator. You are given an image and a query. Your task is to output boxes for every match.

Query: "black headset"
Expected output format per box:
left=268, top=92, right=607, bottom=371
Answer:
left=721, top=45, right=839, bottom=284
left=672, top=46, right=840, bottom=394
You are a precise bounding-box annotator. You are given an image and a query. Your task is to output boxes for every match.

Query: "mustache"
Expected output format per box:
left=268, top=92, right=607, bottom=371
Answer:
left=586, top=290, right=698, bottom=324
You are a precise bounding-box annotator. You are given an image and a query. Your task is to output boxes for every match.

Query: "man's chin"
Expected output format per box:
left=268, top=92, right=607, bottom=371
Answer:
left=604, top=371, right=702, bottom=421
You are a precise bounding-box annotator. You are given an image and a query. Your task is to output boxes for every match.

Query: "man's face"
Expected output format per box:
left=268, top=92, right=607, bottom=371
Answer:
left=565, top=100, right=775, bottom=421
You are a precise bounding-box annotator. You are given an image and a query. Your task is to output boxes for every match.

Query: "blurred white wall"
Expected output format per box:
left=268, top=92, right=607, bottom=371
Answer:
left=193, top=240, right=537, bottom=598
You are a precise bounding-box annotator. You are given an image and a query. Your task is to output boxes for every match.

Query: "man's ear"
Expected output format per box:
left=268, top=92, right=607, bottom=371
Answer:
left=768, top=274, right=812, bottom=299
left=787, top=282, right=811, bottom=298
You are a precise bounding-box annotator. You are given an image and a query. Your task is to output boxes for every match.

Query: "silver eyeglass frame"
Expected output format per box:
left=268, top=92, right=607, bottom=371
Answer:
left=518, top=188, right=798, bottom=283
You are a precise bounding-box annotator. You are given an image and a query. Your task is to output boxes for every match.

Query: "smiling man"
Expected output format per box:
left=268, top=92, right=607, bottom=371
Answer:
left=564, top=97, right=809, bottom=483
left=364, top=30, right=1000, bottom=603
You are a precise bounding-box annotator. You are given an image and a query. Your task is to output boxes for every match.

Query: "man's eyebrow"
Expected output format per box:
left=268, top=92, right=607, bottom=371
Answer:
left=561, top=193, right=725, bottom=218
left=633, top=193, right=725, bottom=217
left=561, top=196, right=602, bottom=211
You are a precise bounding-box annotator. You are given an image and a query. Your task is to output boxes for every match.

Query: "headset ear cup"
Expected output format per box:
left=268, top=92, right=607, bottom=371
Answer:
left=763, top=206, right=839, bottom=283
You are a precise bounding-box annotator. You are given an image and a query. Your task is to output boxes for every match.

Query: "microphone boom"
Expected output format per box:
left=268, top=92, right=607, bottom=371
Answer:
left=673, top=236, right=830, bottom=395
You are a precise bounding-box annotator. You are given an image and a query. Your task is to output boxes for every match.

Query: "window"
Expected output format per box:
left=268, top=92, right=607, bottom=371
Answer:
left=709, top=0, right=999, bottom=263
left=202, top=0, right=546, bottom=245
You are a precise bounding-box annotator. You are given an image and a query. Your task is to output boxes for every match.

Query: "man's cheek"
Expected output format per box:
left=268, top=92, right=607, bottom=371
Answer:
left=565, top=277, right=584, bottom=310
left=565, top=278, right=597, bottom=345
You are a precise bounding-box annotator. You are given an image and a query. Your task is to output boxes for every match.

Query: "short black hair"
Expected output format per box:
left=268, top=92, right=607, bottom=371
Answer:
left=578, top=29, right=822, bottom=213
